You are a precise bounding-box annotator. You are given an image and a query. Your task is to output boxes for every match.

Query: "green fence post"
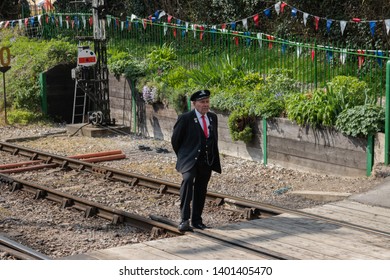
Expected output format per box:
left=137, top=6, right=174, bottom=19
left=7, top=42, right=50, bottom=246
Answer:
left=385, top=60, right=390, bottom=165
left=263, top=117, right=267, bottom=166
left=39, top=72, right=47, bottom=114
left=130, top=80, right=137, bottom=133
left=367, top=133, right=374, bottom=176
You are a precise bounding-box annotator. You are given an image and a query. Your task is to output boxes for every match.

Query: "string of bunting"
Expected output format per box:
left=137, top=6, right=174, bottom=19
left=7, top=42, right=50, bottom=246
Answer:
left=1, top=1, right=389, bottom=67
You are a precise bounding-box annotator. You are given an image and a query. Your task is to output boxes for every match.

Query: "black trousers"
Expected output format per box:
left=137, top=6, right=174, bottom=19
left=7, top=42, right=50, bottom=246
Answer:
left=179, top=161, right=212, bottom=224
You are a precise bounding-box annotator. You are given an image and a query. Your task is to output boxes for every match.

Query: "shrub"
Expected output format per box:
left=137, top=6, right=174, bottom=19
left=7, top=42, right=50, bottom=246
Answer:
left=335, top=104, right=385, bottom=137
left=228, top=108, right=255, bottom=143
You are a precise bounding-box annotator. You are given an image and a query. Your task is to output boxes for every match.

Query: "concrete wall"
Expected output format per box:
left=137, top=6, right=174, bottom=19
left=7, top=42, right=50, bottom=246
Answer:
left=109, top=74, right=381, bottom=177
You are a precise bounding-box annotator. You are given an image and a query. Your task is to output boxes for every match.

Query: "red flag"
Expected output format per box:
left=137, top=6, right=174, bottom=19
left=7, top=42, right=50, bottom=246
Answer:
left=173, top=28, right=177, bottom=37
left=168, top=15, right=173, bottom=23
left=89, top=16, right=93, bottom=26
left=199, top=26, right=205, bottom=40
left=281, top=2, right=287, bottom=13
left=46, top=15, right=49, bottom=24
left=221, top=23, right=226, bottom=30
left=24, top=18, right=29, bottom=27
left=253, top=14, right=259, bottom=26
left=4, top=21, right=10, bottom=28
left=357, top=49, right=365, bottom=68
left=142, top=19, right=147, bottom=29
left=311, top=49, right=315, bottom=61
left=233, top=31, right=239, bottom=46
left=267, top=35, right=274, bottom=49
left=352, top=18, right=361, bottom=23
left=314, top=16, right=320, bottom=31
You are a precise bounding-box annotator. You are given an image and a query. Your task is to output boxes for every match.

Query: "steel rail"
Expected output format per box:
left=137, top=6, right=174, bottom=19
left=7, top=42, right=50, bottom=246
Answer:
left=1, top=141, right=390, bottom=237
left=0, top=141, right=280, bottom=218
left=0, top=173, right=181, bottom=235
left=0, top=234, right=51, bottom=260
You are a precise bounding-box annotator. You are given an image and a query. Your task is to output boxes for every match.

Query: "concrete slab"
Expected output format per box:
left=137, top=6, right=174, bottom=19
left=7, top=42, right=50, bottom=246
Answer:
left=290, top=191, right=351, bottom=202
left=349, top=177, right=390, bottom=209
left=66, top=123, right=130, bottom=137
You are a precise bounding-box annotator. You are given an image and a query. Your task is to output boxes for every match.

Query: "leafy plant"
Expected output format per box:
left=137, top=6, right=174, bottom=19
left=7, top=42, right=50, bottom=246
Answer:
left=228, top=108, right=255, bottom=143
left=146, top=43, right=178, bottom=74
left=286, top=76, right=371, bottom=127
left=335, top=104, right=385, bottom=137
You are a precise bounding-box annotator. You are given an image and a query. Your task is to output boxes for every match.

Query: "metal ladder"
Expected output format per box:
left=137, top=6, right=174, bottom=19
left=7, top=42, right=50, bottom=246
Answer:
left=71, top=79, right=87, bottom=124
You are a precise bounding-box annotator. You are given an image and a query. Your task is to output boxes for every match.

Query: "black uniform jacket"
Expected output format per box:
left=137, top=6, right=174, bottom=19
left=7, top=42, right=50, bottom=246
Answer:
left=171, top=109, right=222, bottom=174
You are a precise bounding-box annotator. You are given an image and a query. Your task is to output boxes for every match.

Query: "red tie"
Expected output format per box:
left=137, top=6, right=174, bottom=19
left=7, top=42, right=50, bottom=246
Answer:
left=201, top=115, right=208, bottom=138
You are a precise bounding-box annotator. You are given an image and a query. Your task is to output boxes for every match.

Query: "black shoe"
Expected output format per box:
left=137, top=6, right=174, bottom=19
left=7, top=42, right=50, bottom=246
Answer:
left=178, top=220, right=192, bottom=232
left=192, top=223, right=209, bottom=230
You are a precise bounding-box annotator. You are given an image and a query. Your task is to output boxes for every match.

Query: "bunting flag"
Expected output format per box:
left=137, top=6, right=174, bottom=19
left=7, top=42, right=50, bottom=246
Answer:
left=18, top=19, right=22, bottom=29
left=275, top=2, right=281, bottom=15
left=38, top=15, right=42, bottom=25
left=233, top=31, right=239, bottom=46
left=264, top=8, right=271, bottom=18
left=267, top=35, right=274, bottom=49
left=281, top=2, right=287, bottom=13
left=369, top=21, right=376, bottom=36
left=352, top=18, right=361, bottom=23
left=230, top=22, right=236, bottom=30
left=296, top=43, right=302, bottom=57
left=192, top=24, right=196, bottom=38
left=311, top=49, right=315, bottom=61
left=326, top=19, right=332, bottom=33
left=173, top=28, right=177, bottom=37
left=221, top=23, right=227, bottom=32
left=340, top=21, right=347, bottom=35
left=257, top=33, right=263, bottom=48
left=314, top=16, right=320, bottom=31
left=386, top=19, right=390, bottom=35
left=244, top=31, right=251, bottom=46
left=282, top=43, right=287, bottom=54
left=182, top=29, right=186, bottom=38
left=303, top=13, right=309, bottom=26
left=242, top=18, right=248, bottom=30
left=158, top=11, right=166, bottom=19
left=253, top=14, right=259, bottom=26
left=185, top=22, right=189, bottom=32
left=65, top=16, right=69, bottom=29
left=326, top=50, right=333, bottom=62
left=340, top=49, right=347, bottom=64
left=130, top=14, right=137, bottom=22
left=291, top=8, right=297, bottom=18
left=376, top=50, right=383, bottom=67
left=24, top=18, right=28, bottom=28
left=199, top=26, right=205, bottom=40
left=163, top=23, right=168, bottom=35
left=167, top=15, right=173, bottom=23
left=89, top=16, right=93, bottom=26
left=142, top=19, right=147, bottom=29
left=357, top=49, right=365, bottom=68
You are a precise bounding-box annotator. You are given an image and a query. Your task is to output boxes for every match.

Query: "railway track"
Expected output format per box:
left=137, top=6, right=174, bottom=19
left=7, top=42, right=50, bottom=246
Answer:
left=0, top=234, right=51, bottom=260
left=1, top=140, right=389, bottom=260
left=1, top=141, right=389, bottom=238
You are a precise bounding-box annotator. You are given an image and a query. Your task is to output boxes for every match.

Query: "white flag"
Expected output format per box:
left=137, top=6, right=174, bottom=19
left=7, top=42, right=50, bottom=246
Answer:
left=257, top=33, right=263, bottom=48
left=59, top=15, right=63, bottom=27
left=192, top=24, right=196, bottom=38
left=158, top=11, right=166, bottom=19
left=82, top=15, right=86, bottom=28
left=340, top=49, right=347, bottom=64
left=275, top=1, right=281, bottom=15
left=38, top=15, right=42, bottom=26
left=185, top=22, right=189, bottom=32
left=340, top=20, right=347, bottom=35
left=303, top=13, right=309, bottom=26
left=385, top=19, right=390, bottom=35
left=163, top=23, right=168, bottom=35
left=130, top=14, right=137, bottom=22
left=242, top=18, right=248, bottom=30
left=18, top=19, right=22, bottom=29
left=296, top=43, right=302, bottom=58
